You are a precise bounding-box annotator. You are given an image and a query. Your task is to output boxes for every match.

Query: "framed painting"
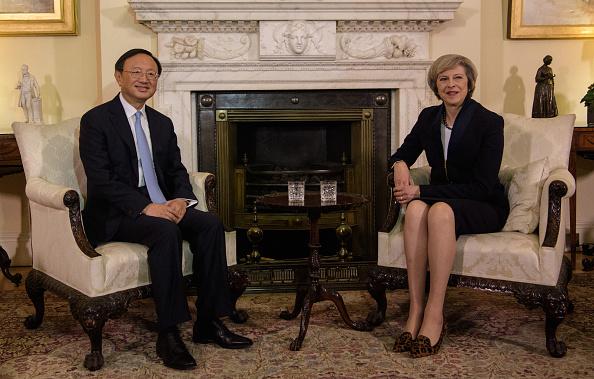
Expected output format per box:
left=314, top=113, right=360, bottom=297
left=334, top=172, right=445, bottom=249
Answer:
left=508, top=0, right=594, bottom=39
left=0, top=0, right=77, bottom=36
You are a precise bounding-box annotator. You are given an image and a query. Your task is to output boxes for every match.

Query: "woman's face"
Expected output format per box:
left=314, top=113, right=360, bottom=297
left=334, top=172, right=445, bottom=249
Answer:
left=436, top=64, right=469, bottom=108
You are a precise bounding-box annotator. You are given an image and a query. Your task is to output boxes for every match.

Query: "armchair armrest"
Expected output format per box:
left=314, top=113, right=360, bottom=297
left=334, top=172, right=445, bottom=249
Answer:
left=188, top=172, right=215, bottom=212
left=26, top=177, right=76, bottom=210
left=380, top=165, right=431, bottom=232
left=539, top=168, right=574, bottom=248
left=25, top=177, right=99, bottom=258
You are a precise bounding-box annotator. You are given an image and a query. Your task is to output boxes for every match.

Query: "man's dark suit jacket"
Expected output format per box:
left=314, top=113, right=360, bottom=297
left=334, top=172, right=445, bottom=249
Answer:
left=388, top=98, right=507, bottom=211
left=79, top=95, right=196, bottom=247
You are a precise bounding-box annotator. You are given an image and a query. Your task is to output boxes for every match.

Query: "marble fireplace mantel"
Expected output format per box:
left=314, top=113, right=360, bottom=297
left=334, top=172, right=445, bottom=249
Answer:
left=128, top=0, right=463, bottom=171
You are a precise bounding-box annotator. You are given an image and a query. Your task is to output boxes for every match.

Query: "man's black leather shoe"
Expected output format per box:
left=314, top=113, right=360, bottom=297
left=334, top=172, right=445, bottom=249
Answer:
left=192, top=318, right=253, bottom=349
left=156, top=330, right=197, bottom=370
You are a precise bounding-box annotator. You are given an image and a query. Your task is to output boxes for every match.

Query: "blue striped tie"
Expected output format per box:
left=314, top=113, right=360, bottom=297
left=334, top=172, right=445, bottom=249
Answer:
left=134, top=111, right=166, bottom=204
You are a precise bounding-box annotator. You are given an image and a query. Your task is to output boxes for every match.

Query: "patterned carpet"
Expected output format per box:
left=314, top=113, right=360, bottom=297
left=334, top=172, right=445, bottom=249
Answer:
left=1, top=273, right=594, bottom=378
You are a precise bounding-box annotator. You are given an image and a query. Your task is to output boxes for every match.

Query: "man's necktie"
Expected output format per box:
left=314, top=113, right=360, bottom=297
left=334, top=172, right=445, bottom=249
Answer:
left=134, top=111, right=166, bottom=204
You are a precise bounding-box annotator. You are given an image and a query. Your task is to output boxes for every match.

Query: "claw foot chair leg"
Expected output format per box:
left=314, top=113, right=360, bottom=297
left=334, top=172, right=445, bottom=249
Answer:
left=366, top=268, right=388, bottom=326
left=543, top=287, right=570, bottom=358
left=80, top=317, right=106, bottom=371
left=228, top=267, right=249, bottom=324
left=24, top=270, right=46, bottom=329
left=366, top=266, right=409, bottom=327
left=545, top=314, right=567, bottom=358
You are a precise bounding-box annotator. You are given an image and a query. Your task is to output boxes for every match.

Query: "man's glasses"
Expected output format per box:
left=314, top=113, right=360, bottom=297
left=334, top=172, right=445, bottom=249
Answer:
left=122, top=70, right=159, bottom=81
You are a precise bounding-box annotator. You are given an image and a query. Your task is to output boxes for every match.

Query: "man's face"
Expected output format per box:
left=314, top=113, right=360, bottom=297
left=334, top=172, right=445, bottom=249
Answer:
left=115, top=53, right=158, bottom=109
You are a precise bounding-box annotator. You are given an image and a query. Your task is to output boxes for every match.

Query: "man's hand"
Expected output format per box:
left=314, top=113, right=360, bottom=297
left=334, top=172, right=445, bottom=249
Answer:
left=142, top=198, right=188, bottom=223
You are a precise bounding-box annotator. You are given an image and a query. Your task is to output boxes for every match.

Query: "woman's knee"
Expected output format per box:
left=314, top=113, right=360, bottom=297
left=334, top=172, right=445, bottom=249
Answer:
left=404, top=200, right=429, bottom=222
left=427, top=202, right=455, bottom=225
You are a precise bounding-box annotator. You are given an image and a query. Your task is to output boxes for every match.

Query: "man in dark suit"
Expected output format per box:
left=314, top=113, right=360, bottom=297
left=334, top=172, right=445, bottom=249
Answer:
left=79, top=49, right=252, bottom=370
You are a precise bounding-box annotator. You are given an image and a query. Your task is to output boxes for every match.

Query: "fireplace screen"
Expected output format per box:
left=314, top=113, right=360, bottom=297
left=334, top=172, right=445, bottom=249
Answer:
left=196, top=90, right=390, bottom=287
left=237, top=120, right=351, bottom=210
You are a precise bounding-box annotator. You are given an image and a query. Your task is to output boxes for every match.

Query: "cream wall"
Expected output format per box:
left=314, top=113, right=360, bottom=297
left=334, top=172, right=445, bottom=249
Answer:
left=1, top=0, right=594, bottom=265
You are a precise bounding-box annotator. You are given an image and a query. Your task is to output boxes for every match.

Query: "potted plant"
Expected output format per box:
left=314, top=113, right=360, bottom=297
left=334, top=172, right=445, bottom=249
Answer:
left=580, top=83, right=594, bottom=126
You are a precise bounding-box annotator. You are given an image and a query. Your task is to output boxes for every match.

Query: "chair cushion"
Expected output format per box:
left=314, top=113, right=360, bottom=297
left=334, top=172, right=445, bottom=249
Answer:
left=499, top=157, right=550, bottom=233
left=89, top=230, right=236, bottom=296
left=378, top=230, right=559, bottom=285
left=96, top=241, right=194, bottom=292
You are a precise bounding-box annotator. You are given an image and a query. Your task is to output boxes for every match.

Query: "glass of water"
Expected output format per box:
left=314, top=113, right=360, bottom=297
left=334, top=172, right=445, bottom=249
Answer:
left=288, top=181, right=305, bottom=203
left=320, top=180, right=337, bottom=203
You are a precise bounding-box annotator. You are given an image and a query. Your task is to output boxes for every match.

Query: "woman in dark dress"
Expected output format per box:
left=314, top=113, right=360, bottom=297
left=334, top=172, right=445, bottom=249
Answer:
left=388, top=54, right=509, bottom=357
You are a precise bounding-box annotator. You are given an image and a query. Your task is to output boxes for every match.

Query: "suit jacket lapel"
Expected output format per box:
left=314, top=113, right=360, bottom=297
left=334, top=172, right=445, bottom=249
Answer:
left=108, top=95, right=140, bottom=185
left=431, top=105, right=446, bottom=166
left=448, top=98, right=478, bottom=154
left=145, top=107, right=167, bottom=185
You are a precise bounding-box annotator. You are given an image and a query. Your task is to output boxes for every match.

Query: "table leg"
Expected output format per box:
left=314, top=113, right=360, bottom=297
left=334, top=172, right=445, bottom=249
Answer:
left=0, top=244, right=22, bottom=286
left=279, top=285, right=308, bottom=320
left=287, top=210, right=370, bottom=351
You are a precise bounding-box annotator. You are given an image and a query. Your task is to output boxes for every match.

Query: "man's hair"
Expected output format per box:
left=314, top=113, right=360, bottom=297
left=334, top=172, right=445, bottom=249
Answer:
left=114, top=48, right=162, bottom=75
left=427, top=54, right=477, bottom=100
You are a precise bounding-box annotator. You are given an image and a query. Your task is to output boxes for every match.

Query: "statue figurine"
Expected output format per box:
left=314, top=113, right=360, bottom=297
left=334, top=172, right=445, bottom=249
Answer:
left=16, top=64, right=42, bottom=123
left=532, top=55, right=558, bottom=118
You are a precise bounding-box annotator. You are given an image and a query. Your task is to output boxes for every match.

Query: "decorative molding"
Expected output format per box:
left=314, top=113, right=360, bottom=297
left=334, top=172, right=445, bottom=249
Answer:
left=128, top=0, right=463, bottom=23
left=145, top=20, right=258, bottom=33
left=337, top=20, right=442, bottom=32
left=161, top=60, right=432, bottom=72
left=165, top=33, right=251, bottom=60
left=339, top=34, right=418, bottom=60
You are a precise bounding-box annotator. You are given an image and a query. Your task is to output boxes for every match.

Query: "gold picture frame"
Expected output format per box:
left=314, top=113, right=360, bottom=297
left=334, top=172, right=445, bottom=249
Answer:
left=508, top=0, right=594, bottom=39
left=0, top=0, right=77, bottom=36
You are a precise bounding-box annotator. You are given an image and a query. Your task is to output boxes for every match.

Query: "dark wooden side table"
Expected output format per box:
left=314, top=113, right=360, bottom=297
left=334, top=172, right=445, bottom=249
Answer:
left=0, top=134, right=23, bottom=286
left=256, top=192, right=371, bottom=351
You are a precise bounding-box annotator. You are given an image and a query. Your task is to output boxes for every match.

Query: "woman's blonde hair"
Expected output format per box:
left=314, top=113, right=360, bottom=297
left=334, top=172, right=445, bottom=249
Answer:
left=427, top=54, right=477, bottom=100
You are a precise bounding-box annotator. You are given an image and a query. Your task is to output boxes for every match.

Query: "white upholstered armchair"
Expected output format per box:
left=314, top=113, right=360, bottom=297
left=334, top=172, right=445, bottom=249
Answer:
left=12, top=118, right=248, bottom=371
left=367, top=113, right=576, bottom=357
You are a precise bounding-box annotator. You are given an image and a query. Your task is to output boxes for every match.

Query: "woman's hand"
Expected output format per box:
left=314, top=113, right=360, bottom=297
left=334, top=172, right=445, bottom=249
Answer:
left=392, top=161, right=419, bottom=204
left=394, top=184, right=420, bottom=204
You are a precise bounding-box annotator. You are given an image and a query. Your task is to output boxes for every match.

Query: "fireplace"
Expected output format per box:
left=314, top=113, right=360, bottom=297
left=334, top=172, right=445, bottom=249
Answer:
left=197, top=90, right=390, bottom=274
left=128, top=0, right=462, bottom=289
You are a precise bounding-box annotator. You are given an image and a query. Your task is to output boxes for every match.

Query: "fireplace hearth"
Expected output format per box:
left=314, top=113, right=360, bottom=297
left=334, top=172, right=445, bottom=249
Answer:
left=197, top=90, right=390, bottom=290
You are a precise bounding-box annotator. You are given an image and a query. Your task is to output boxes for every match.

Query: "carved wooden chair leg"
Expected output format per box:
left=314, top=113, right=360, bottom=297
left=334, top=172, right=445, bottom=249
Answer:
left=545, top=312, right=567, bottom=358
left=228, top=267, right=249, bottom=324
left=23, top=270, right=46, bottom=329
left=543, top=288, right=570, bottom=358
left=0, top=245, right=22, bottom=286
left=76, top=308, right=107, bottom=371
left=366, top=267, right=388, bottom=326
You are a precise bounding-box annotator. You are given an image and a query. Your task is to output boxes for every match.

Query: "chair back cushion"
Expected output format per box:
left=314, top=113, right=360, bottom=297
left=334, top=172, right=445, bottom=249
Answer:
left=12, top=118, right=87, bottom=201
left=501, top=114, right=575, bottom=171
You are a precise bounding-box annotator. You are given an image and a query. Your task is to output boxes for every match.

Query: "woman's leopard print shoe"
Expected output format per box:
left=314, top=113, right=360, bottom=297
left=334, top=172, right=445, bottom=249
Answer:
left=393, top=332, right=414, bottom=352
left=410, top=323, right=446, bottom=358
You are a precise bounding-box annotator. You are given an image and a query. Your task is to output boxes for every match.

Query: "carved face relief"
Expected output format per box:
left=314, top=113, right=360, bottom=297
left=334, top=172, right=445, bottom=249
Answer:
left=284, top=21, right=311, bottom=54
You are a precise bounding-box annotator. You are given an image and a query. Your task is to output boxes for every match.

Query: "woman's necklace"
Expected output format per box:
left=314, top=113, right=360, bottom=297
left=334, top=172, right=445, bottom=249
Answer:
left=442, top=111, right=453, bottom=130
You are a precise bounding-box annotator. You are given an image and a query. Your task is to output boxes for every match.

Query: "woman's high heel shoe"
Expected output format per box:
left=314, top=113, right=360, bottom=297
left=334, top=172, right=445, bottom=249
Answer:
left=410, top=322, right=446, bottom=358
left=393, top=331, right=414, bottom=352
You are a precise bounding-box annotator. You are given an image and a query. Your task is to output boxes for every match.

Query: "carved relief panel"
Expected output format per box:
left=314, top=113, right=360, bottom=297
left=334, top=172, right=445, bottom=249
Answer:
left=259, top=21, right=336, bottom=60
